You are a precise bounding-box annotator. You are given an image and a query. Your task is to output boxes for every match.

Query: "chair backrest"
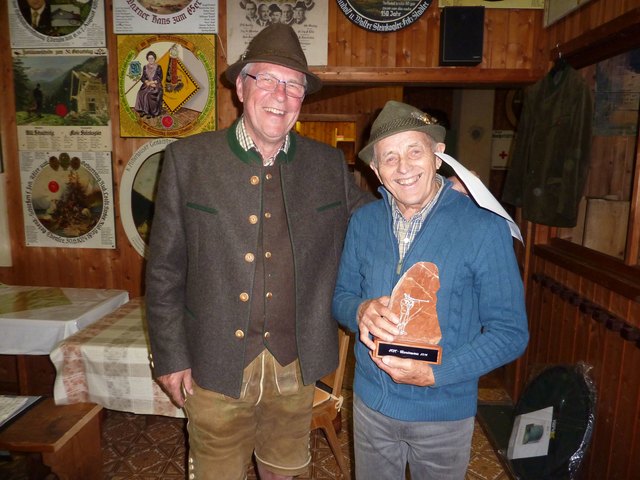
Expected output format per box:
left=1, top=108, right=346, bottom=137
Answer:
left=317, top=328, right=350, bottom=398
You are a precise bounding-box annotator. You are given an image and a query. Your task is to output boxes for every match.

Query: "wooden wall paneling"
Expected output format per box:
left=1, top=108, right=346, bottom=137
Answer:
left=369, top=29, right=383, bottom=68
left=584, top=281, right=605, bottom=399
left=572, top=281, right=592, bottom=365
left=411, top=18, right=427, bottom=67
left=628, top=392, right=640, bottom=480
left=395, top=24, right=411, bottom=68
left=585, top=136, right=609, bottom=197
left=541, top=262, right=563, bottom=365
left=627, top=132, right=640, bottom=264
left=562, top=276, right=604, bottom=479
left=559, top=271, right=580, bottom=362
left=318, top=4, right=546, bottom=84
left=571, top=275, right=593, bottom=354
left=533, top=223, right=553, bottom=244
left=626, top=301, right=640, bottom=479
left=424, top=7, right=440, bottom=67
left=410, top=18, right=428, bottom=67
left=523, top=268, right=542, bottom=379
left=610, top=135, right=634, bottom=200
left=607, top=301, right=638, bottom=480
left=530, top=6, right=549, bottom=70
left=596, top=324, right=625, bottom=479
left=399, top=22, right=414, bottom=67
left=587, top=0, right=607, bottom=31
left=535, top=269, right=554, bottom=367
left=546, top=3, right=640, bottom=69
left=487, top=10, right=508, bottom=69
left=296, top=120, right=357, bottom=148
left=622, top=135, right=636, bottom=201
left=327, top=2, right=339, bottom=66
left=521, top=10, right=541, bottom=68
left=526, top=284, right=543, bottom=377
left=581, top=283, right=600, bottom=409
left=586, top=283, right=614, bottom=479
left=507, top=10, right=529, bottom=69
left=537, top=262, right=557, bottom=365
left=563, top=273, right=598, bottom=475
left=335, top=10, right=352, bottom=66
left=350, top=18, right=368, bottom=67
left=302, top=86, right=403, bottom=116
left=351, top=23, right=368, bottom=67
left=547, top=269, right=567, bottom=364
left=553, top=268, right=571, bottom=362
left=531, top=258, right=550, bottom=369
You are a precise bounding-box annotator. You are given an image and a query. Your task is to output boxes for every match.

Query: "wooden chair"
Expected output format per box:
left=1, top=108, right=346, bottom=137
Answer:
left=311, top=328, right=350, bottom=478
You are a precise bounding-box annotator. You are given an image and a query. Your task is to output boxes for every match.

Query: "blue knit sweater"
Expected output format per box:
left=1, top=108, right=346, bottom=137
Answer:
left=332, top=180, right=529, bottom=422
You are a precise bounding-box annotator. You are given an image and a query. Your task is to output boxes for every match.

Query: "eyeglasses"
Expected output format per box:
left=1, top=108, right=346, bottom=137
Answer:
left=244, top=72, right=306, bottom=99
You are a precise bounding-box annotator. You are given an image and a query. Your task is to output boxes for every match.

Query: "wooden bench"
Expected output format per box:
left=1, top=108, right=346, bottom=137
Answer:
left=0, top=398, right=103, bottom=479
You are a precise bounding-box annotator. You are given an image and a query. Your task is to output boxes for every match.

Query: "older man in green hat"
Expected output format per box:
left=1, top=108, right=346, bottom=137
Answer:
left=146, top=24, right=370, bottom=479
left=332, top=101, right=529, bottom=479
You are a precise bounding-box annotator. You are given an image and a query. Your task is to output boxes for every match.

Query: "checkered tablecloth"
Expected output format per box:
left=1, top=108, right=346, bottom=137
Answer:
left=51, top=298, right=184, bottom=418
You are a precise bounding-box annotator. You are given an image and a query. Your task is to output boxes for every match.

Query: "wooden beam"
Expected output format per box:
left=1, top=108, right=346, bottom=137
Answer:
left=312, top=67, right=545, bottom=87
left=554, top=7, right=640, bottom=68
left=535, top=241, right=640, bottom=302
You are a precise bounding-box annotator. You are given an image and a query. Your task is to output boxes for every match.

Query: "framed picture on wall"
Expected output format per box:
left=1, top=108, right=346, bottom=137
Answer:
left=117, top=34, right=216, bottom=138
left=18, top=150, right=116, bottom=249
left=113, top=0, right=218, bottom=34
left=227, top=0, right=328, bottom=67
left=8, top=0, right=106, bottom=48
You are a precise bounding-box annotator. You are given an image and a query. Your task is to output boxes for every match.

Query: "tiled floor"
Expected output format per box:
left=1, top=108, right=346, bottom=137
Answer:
left=0, top=353, right=513, bottom=480
left=98, top=386, right=511, bottom=480
left=96, top=352, right=513, bottom=480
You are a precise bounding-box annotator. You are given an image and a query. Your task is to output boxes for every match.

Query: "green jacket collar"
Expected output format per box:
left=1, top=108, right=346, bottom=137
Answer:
left=227, top=118, right=296, bottom=165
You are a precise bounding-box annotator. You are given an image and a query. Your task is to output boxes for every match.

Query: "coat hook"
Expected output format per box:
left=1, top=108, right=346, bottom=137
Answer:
left=555, top=43, right=562, bottom=59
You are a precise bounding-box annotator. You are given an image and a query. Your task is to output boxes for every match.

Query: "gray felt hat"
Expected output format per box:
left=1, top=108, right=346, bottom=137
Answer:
left=225, top=23, right=322, bottom=94
left=359, top=101, right=446, bottom=164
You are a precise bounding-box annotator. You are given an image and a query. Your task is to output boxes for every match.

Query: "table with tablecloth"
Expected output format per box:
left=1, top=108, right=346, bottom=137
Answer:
left=51, top=297, right=183, bottom=417
left=0, top=284, right=130, bottom=355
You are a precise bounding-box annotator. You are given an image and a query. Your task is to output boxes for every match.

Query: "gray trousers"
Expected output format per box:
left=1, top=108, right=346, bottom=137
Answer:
left=353, top=395, right=474, bottom=480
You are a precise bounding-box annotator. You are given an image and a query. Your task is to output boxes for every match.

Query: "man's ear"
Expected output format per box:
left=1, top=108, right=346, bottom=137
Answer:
left=236, top=75, right=245, bottom=103
left=370, top=162, right=383, bottom=184
left=434, top=142, right=445, bottom=169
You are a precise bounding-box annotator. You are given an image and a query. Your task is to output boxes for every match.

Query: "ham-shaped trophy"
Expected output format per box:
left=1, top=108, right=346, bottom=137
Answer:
left=374, top=261, right=443, bottom=364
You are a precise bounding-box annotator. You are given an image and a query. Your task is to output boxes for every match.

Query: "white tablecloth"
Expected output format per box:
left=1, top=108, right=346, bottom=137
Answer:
left=51, top=298, right=184, bottom=418
left=0, top=285, right=129, bottom=355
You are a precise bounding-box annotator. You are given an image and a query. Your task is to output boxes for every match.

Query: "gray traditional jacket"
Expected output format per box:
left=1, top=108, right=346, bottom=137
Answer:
left=145, top=123, right=370, bottom=398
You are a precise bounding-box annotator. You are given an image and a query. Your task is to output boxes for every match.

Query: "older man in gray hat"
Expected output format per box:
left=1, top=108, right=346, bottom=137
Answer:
left=332, top=101, right=529, bottom=479
left=146, top=24, right=370, bottom=480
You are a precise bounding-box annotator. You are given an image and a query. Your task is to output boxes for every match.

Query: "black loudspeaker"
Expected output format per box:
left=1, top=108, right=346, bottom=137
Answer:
left=439, top=7, right=485, bottom=66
